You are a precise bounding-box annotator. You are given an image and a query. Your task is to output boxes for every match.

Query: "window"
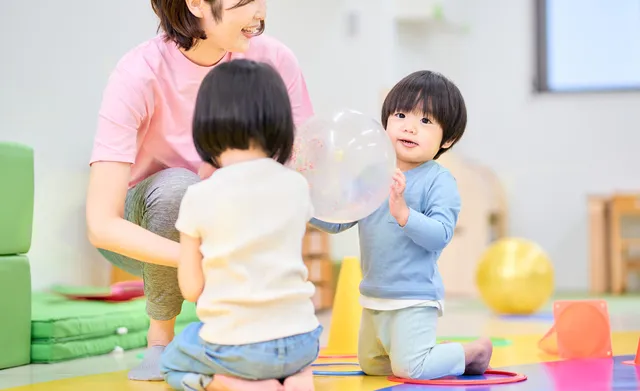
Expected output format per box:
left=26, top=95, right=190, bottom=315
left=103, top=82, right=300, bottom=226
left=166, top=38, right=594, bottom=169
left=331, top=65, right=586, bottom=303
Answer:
left=535, top=0, right=640, bottom=92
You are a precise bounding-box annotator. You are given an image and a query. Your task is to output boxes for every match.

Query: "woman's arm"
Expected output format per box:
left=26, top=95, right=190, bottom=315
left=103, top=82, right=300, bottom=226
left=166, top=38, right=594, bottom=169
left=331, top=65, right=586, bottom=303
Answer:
left=177, top=232, right=205, bottom=302
left=86, top=63, right=180, bottom=267
left=86, top=162, right=180, bottom=267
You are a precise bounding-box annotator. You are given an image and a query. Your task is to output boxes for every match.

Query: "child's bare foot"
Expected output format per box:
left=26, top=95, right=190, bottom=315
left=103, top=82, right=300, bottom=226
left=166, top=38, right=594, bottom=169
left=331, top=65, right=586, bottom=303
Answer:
left=462, top=337, right=493, bottom=375
left=206, top=375, right=284, bottom=391
left=283, top=367, right=314, bottom=391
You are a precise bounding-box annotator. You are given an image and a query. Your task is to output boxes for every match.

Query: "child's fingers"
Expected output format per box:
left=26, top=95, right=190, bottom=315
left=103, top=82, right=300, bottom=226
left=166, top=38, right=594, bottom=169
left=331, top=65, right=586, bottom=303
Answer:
left=393, top=173, right=406, bottom=192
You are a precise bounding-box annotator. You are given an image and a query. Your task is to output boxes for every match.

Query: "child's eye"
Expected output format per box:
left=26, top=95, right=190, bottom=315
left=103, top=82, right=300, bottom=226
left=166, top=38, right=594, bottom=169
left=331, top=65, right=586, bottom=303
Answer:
left=394, top=113, right=405, bottom=119
left=421, top=118, right=432, bottom=124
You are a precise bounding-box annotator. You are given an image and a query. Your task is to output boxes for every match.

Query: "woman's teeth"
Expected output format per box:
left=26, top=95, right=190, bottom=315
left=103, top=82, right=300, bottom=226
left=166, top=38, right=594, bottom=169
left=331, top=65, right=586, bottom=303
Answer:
left=242, top=20, right=264, bottom=37
left=242, top=21, right=264, bottom=36
left=242, top=26, right=259, bottom=34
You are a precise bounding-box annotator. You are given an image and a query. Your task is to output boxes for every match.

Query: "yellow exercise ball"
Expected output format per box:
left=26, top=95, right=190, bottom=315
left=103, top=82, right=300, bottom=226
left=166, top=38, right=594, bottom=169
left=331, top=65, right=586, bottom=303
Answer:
left=475, top=238, right=554, bottom=315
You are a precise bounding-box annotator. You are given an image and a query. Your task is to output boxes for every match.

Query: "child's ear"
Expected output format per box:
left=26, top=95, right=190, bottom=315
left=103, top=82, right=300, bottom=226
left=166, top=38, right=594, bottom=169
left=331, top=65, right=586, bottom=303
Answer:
left=441, top=138, right=455, bottom=149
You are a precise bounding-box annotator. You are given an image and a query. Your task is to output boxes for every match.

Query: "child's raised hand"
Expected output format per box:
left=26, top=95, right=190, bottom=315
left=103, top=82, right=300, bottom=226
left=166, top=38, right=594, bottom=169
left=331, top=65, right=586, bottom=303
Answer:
left=389, top=169, right=409, bottom=226
left=390, top=168, right=406, bottom=196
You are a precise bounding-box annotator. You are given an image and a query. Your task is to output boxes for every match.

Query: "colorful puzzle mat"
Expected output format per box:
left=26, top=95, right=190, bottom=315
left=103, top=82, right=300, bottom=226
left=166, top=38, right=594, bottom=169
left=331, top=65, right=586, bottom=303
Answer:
left=4, top=331, right=639, bottom=391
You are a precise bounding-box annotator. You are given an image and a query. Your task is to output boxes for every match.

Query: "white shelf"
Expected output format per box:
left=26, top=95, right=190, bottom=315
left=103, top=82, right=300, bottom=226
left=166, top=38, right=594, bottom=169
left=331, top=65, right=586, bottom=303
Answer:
left=394, top=0, right=442, bottom=23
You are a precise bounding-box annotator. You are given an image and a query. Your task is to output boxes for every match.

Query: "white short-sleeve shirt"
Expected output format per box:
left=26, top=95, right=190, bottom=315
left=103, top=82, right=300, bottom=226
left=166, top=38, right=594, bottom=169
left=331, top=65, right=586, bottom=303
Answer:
left=175, top=158, right=319, bottom=345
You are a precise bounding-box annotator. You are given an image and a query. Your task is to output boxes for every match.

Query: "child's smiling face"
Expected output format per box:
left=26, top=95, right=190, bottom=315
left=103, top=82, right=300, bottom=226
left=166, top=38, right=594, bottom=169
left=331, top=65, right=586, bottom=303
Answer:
left=386, top=109, right=453, bottom=170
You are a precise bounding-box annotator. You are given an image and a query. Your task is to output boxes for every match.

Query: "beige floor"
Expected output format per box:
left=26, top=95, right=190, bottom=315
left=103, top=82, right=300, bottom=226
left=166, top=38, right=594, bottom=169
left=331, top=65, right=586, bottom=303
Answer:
left=1, top=298, right=639, bottom=390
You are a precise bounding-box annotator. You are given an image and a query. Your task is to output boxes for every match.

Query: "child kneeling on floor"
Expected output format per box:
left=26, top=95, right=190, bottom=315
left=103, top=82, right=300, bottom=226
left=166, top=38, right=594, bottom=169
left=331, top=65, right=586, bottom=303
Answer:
left=310, top=70, right=493, bottom=380
left=160, top=59, right=321, bottom=391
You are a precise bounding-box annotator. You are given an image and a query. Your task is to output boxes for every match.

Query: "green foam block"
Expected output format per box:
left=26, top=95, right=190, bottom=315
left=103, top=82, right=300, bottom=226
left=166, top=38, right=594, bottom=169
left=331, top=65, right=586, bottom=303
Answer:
left=0, top=255, right=32, bottom=369
left=0, top=142, right=34, bottom=255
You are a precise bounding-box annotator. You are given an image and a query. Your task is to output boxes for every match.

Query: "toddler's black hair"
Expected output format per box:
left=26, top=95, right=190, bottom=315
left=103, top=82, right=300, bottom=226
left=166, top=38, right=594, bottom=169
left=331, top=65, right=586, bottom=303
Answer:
left=192, top=59, right=294, bottom=168
left=381, top=70, right=467, bottom=159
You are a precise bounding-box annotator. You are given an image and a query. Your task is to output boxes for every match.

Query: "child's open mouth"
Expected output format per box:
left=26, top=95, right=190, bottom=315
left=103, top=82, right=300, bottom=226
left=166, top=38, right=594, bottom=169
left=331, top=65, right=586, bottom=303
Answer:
left=399, top=139, right=419, bottom=148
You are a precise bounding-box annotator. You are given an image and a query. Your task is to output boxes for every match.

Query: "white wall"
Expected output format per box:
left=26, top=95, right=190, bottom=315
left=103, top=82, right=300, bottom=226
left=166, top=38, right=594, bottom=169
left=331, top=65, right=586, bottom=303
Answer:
left=398, top=0, right=640, bottom=290
left=0, top=2, right=158, bottom=289
left=1, top=0, right=637, bottom=291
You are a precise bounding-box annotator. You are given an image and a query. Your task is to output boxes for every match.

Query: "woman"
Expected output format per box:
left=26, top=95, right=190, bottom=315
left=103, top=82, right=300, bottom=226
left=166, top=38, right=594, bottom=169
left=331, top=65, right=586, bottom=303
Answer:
left=85, top=0, right=314, bottom=385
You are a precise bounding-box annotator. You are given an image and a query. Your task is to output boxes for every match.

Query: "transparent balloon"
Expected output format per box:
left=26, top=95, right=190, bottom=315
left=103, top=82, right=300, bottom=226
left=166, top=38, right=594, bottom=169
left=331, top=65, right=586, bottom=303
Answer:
left=290, top=109, right=396, bottom=223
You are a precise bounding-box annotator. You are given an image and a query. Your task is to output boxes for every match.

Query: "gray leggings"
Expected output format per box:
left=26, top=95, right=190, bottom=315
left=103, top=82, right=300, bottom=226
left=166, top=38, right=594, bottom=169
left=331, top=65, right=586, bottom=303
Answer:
left=98, top=167, right=200, bottom=321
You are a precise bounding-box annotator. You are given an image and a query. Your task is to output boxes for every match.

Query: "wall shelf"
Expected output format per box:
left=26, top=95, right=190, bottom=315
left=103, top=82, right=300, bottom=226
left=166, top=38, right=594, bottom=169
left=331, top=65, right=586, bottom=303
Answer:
left=394, top=0, right=443, bottom=24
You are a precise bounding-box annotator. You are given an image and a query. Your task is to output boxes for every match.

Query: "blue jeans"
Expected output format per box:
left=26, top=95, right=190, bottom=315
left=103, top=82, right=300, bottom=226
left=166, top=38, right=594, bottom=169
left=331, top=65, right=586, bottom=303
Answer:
left=358, top=306, right=465, bottom=379
left=160, top=322, right=323, bottom=390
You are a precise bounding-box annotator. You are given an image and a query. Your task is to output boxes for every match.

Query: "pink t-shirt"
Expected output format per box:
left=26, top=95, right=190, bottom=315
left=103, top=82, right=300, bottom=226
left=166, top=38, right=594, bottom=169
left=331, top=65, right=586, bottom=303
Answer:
left=90, top=34, right=314, bottom=188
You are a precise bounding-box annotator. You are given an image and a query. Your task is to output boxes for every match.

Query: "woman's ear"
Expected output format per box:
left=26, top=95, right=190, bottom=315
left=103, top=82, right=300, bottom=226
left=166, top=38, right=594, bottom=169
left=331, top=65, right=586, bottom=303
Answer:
left=184, top=0, right=204, bottom=18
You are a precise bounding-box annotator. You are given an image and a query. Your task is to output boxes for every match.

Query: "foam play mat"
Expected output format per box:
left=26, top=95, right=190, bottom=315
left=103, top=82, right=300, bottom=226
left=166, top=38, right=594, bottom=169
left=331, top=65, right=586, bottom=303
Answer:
left=30, top=292, right=198, bottom=363
left=2, top=331, right=639, bottom=390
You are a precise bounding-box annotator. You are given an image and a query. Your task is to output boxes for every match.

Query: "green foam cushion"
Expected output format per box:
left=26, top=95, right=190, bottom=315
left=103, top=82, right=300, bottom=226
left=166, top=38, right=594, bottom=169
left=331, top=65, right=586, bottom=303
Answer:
left=0, top=255, right=32, bottom=369
left=32, top=292, right=198, bottom=341
left=31, top=323, right=191, bottom=363
left=0, top=142, right=34, bottom=255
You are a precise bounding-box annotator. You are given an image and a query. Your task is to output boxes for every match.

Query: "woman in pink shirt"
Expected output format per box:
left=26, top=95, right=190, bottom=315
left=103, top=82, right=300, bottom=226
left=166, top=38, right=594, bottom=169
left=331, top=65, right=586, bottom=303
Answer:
left=85, top=0, right=313, bottom=384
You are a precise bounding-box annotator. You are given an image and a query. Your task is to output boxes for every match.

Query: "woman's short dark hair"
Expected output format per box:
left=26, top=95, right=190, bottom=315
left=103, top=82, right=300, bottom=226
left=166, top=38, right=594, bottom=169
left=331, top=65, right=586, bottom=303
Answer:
left=381, top=70, right=467, bottom=159
left=192, top=59, right=294, bottom=168
left=150, top=0, right=257, bottom=51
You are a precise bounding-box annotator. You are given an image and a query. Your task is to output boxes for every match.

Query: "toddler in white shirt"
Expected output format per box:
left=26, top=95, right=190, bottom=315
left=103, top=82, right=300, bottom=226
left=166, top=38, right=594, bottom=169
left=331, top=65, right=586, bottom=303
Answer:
left=160, top=59, right=321, bottom=391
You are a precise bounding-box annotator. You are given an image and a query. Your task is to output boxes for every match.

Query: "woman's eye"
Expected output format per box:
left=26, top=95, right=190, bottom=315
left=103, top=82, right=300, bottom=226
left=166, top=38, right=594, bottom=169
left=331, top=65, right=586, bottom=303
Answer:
left=394, top=113, right=405, bottom=118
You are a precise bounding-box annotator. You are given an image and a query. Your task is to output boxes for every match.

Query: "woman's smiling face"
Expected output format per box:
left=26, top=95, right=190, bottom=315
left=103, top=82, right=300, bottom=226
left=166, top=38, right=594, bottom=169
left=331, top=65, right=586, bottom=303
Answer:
left=188, top=0, right=267, bottom=53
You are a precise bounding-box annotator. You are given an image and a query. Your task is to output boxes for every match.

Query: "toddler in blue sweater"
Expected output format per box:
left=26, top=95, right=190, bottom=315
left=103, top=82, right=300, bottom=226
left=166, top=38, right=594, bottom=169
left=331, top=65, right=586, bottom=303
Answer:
left=310, top=70, right=493, bottom=380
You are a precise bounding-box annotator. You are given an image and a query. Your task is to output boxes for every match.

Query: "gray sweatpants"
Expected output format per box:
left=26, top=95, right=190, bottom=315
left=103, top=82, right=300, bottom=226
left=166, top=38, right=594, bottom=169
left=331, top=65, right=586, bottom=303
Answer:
left=98, top=167, right=200, bottom=321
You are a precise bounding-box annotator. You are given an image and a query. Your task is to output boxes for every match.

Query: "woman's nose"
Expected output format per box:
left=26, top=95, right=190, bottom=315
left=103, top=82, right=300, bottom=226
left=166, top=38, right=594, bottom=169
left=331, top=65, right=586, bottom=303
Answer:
left=256, top=0, right=267, bottom=18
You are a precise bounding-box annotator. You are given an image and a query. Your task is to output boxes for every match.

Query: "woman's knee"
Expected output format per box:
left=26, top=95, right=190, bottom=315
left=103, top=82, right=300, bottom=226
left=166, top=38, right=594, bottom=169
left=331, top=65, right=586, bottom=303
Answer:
left=147, top=168, right=200, bottom=210
left=140, top=168, right=200, bottom=241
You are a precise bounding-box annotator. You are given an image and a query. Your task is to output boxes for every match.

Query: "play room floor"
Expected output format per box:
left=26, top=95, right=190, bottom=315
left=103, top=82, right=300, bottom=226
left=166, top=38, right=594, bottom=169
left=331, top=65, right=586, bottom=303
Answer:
left=1, top=295, right=640, bottom=391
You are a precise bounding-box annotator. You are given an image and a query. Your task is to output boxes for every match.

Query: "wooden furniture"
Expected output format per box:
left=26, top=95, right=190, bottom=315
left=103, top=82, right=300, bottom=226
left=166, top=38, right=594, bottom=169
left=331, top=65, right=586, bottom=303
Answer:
left=436, top=153, right=509, bottom=297
left=589, top=193, right=640, bottom=294
left=608, top=194, right=640, bottom=294
left=302, top=225, right=335, bottom=311
left=110, top=225, right=335, bottom=311
left=588, top=195, right=609, bottom=294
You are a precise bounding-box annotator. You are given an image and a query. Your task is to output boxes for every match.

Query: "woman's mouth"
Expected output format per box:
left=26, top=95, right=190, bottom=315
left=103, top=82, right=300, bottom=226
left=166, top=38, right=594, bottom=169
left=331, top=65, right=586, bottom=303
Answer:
left=242, top=20, right=265, bottom=37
